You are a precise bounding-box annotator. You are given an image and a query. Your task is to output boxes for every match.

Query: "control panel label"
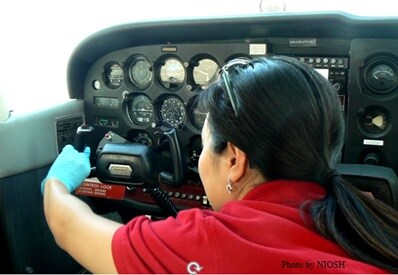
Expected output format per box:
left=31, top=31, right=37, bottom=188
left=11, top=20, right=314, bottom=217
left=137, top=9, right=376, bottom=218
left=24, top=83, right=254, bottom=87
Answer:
left=363, top=139, right=384, bottom=146
left=289, top=38, right=317, bottom=47
left=249, top=44, right=267, bottom=55
left=75, top=178, right=126, bottom=200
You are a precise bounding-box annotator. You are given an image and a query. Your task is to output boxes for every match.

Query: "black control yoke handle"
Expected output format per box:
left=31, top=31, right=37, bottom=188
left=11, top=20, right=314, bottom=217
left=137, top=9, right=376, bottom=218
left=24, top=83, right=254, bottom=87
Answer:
left=158, top=128, right=184, bottom=186
left=74, top=124, right=94, bottom=152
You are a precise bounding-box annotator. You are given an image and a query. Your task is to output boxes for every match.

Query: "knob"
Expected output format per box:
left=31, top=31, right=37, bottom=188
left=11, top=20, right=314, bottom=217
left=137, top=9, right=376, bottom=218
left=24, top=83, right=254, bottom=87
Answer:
left=363, top=152, right=380, bottom=165
left=332, top=82, right=342, bottom=91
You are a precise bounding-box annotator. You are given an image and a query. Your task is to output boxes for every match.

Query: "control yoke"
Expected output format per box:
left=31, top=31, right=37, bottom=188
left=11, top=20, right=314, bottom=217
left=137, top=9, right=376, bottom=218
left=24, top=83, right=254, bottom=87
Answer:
left=158, top=128, right=184, bottom=186
left=74, top=125, right=181, bottom=216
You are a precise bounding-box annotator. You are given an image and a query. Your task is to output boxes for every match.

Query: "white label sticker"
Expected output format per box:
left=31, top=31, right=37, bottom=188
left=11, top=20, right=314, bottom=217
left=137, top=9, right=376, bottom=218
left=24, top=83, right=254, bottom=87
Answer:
left=249, top=44, right=267, bottom=55
left=363, top=139, right=384, bottom=146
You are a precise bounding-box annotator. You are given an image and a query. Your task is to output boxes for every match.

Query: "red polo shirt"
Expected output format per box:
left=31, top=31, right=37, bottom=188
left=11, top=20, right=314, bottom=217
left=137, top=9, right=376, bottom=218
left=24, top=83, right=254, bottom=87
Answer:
left=111, top=180, right=389, bottom=273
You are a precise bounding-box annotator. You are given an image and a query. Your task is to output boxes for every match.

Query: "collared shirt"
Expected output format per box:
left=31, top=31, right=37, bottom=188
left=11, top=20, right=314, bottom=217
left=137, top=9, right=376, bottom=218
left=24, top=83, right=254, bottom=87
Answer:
left=112, top=179, right=388, bottom=273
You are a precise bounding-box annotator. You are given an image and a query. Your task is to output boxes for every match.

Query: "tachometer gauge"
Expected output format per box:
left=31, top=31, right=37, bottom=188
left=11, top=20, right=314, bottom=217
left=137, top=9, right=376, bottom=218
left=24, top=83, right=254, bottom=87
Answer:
left=364, top=60, right=398, bottom=94
left=104, top=63, right=124, bottom=88
left=159, top=96, right=186, bottom=128
left=159, top=58, right=186, bottom=89
left=361, top=107, right=390, bottom=135
left=193, top=58, right=219, bottom=88
left=128, top=95, right=154, bottom=126
left=128, top=56, right=153, bottom=89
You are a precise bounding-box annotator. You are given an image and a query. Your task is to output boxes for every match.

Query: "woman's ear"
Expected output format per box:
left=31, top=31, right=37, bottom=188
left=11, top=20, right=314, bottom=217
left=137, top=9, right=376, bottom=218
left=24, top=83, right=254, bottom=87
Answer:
left=226, top=142, right=249, bottom=183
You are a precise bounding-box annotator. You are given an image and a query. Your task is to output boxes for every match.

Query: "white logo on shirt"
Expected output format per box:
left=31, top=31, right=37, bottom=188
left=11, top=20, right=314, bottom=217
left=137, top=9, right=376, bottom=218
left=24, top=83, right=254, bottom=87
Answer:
left=187, top=261, right=203, bottom=275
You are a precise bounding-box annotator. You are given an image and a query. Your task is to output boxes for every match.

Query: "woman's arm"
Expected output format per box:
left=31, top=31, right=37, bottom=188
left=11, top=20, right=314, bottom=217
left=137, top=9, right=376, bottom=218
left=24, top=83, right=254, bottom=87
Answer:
left=43, top=178, right=122, bottom=274
left=41, top=145, right=123, bottom=273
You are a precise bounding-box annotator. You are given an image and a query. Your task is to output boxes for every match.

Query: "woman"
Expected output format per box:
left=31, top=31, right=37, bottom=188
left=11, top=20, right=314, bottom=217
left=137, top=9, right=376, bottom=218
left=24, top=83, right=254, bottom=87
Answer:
left=42, top=56, right=398, bottom=273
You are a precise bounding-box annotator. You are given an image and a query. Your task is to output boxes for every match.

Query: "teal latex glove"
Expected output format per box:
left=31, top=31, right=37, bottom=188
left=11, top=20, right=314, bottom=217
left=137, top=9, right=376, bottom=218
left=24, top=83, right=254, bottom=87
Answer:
left=41, top=145, right=91, bottom=194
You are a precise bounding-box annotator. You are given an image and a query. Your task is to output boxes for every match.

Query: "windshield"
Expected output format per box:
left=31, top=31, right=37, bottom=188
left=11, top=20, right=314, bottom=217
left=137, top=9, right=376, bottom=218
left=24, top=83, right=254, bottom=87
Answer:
left=0, top=0, right=395, bottom=113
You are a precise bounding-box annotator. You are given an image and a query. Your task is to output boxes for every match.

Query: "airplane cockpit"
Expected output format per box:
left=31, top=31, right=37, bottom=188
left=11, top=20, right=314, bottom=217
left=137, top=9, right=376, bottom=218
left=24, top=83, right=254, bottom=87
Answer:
left=1, top=1, right=398, bottom=273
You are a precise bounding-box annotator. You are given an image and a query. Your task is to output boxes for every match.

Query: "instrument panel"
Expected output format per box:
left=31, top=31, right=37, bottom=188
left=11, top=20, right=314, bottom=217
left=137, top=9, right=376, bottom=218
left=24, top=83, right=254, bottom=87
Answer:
left=84, top=43, right=263, bottom=177
left=82, top=40, right=350, bottom=210
left=71, top=14, right=398, bottom=211
left=85, top=43, right=254, bottom=132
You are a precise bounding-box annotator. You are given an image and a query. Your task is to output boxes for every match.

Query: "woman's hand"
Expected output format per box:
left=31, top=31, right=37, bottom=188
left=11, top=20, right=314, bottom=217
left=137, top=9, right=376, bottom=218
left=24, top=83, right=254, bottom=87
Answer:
left=41, top=144, right=91, bottom=194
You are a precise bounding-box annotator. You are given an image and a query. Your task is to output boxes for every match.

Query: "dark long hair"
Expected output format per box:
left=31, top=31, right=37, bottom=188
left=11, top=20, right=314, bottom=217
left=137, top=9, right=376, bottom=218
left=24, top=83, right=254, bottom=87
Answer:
left=198, top=55, right=398, bottom=272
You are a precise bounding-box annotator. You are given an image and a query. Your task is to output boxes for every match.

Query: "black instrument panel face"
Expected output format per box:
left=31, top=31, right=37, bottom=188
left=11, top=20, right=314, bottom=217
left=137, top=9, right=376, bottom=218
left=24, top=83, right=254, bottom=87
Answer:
left=344, top=39, right=398, bottom=171
left=82, top=39, right=355, bottom=178
left=84, top=42, right=267, bottom=173
left=85, top=43, right=251, bottom=126
left=83, top=38, right=398, bottom=187
left=83, top=40, right=351, bottom=153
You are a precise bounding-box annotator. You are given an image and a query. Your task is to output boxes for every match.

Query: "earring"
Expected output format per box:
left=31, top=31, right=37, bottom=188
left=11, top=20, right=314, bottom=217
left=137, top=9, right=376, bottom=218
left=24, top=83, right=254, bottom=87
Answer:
left=226, top=177, right=233, bottom=194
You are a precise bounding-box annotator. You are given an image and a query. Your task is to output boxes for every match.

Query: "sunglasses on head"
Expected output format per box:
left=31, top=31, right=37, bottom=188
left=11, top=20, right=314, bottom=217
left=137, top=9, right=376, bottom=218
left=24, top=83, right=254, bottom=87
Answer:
left=220, top=58, right=251, bottom=117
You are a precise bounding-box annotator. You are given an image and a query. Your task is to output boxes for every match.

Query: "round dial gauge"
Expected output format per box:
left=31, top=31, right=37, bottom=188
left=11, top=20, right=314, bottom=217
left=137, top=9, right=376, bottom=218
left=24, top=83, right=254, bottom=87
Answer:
left=190, top=97, right=207, bottom=129
left=365, top=61, right=398, bottom=93
left=128, top=56, right=153, bottom=89
left=193, top=59, right=219, bottom=88
left=128, top=95, right=154, bottom=126
left=362, top=108, right=390, bottom=135
left=104, top=63, right=124, bottom=88
left=160, top=96, right=186, bottom=128
left=133, top=132, right=153, bottom=146
left=159, top=58, right=186, bottom=89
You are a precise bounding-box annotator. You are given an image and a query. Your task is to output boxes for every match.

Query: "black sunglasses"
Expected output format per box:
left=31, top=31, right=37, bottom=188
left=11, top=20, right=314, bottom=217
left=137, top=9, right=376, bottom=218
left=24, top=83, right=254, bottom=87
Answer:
left=220, top=58, right=251, bottom=117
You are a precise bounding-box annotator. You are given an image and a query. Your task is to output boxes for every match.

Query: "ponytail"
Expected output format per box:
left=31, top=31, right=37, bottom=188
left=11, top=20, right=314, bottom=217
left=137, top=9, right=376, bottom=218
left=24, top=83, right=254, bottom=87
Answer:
left=200, top=56, right=398, bottom=272
left=309, top=171, right=398, bottom=272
